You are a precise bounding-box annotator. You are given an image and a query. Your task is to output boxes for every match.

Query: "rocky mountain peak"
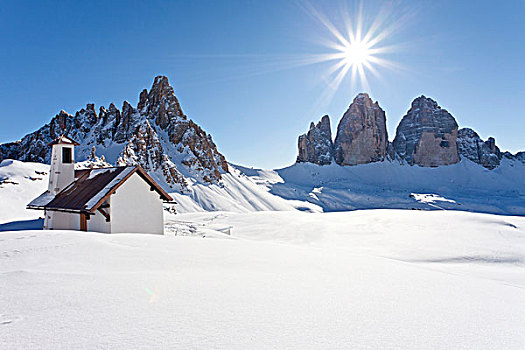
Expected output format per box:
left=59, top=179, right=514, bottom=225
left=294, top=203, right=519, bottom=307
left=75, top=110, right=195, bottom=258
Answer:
left=86, top=103, right=96, bottom=115
left=456, top=128, right=501, bottom=169
left=0, top=75, right=229, bottom=191
left=138, top=89, right=148, bottom=110
left=148, top=76, right=173, bottom=105
left=411, top=95, right=439, bottom=109
left=515, top=152, right=525, bottom=163
left=122, top=100, right=133, bottom=112
left=294, top=93, right=523, bottom=170
left=139, top=75, right=186, bottom=129
left=393, top=96, right=460, bottom=167
left=316, top=115, right=331, bottom=132
left=334, top=93, right=388, bottom=166
left=353, top=92, right=371, bottom=103
left=76, top=104, right=97, bottom=125
left=297, top=115, right=334, bottom=165
left=108, top=103, right=118, bottom=113
left=55, top=110, right=71, bottom=125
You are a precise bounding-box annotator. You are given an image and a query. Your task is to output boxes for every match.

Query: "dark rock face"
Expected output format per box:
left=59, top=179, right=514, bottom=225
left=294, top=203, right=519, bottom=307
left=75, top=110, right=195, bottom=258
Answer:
left=0, top=141, right=21, bottom=160
left=515, top=152, right=525, bottom=163
left=139, top=75, right=185, bottom=130
left=0, top=76, right=228, bottom=191
left=297, top=115, right=334, bottom=165
left=393, top=96, right=460, bottom=167
left=457, top=128, right=501, bottom=169
left=118, top=121, right=188, bottom=190
left=0, top=110, right=78, bottom=163
left=334, top=93, right=388, bottom=166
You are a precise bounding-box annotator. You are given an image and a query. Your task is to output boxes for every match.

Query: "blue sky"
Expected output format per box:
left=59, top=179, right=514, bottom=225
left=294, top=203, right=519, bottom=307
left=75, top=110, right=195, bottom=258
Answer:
left=1, top=0, right=523, bottom=169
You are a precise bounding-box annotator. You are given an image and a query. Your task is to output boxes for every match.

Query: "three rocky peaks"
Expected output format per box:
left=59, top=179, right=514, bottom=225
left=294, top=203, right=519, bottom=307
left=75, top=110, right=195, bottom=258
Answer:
left=0, top=76, right=228, bottom=191
left=297, top=93, right=523, bottom=169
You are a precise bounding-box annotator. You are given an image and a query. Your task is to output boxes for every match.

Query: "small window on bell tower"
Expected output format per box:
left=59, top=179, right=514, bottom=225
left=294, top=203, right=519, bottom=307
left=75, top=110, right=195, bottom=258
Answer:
left=62, top=147, right=72, bottom=163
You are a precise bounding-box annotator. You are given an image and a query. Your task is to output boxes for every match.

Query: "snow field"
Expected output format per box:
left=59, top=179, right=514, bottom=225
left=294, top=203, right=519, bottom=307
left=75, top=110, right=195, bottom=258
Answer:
left=1, top=158, right=524, bottom=348
left=1, top=210, right=525, bottom=349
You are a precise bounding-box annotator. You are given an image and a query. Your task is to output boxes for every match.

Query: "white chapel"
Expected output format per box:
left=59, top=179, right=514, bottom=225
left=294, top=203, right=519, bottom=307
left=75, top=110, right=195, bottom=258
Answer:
left=27, top=135, right=172, bottom=234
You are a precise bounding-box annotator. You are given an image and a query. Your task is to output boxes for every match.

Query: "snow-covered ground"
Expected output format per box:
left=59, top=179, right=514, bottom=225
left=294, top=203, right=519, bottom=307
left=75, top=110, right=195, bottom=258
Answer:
left=0, top=160, right=48, bottom=224
left=237, top=158, right=525, bottom=216
left=2, top=210, right=525, bottom=349
left=1, top=159, right=525, bottom=348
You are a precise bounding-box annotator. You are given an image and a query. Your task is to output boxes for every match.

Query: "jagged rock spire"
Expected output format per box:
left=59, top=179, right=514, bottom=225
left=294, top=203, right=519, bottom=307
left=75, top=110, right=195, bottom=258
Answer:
left=334, top=93, right=388, bottom=166
left=457, top=128, right=501, bottom=169
left=393, top=96, right=460, bottom=167
left=139, top=75, right=186, bottom=129
left=292, top=93, right=523, bottom=170
left=297, top=115, right=334, bottom=165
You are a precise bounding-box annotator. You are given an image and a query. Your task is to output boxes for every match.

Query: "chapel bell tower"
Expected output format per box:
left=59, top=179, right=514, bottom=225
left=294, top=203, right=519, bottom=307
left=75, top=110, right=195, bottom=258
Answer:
left=47, top=135, right=79, bottom=195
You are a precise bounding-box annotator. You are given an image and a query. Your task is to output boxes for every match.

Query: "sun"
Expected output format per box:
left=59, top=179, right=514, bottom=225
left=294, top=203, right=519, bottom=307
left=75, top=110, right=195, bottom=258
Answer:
left=341, top=40, right=371, bottom=67
left=295, top=0, right=406, bottom=98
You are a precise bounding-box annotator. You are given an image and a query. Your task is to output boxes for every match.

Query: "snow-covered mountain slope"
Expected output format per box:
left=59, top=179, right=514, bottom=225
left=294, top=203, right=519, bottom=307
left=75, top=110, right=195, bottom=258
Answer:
left=170, top=166, right=321, bottom=213
left=2, top=210, right=525, bottom=349
left=236, top=157, right=525, bottom=216
left=0, top=160, right=48, bottom=223
left=1, top=156, right=524, bottom=223
left=0, top=160, right=319, bottom=224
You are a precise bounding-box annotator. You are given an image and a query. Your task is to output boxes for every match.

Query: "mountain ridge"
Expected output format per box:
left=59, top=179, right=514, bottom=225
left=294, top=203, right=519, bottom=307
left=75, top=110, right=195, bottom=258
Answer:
left=1, top=78, right=524, bottom=217
left=297, top=93, right=524, bottom=169
left=0, top=76, right=228, bottom=192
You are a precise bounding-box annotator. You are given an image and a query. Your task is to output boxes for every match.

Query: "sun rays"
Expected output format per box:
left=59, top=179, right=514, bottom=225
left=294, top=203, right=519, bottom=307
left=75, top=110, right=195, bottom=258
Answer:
left=297, top=0, right=409, bottom=100
left=170, top=0, right=412, bottom=111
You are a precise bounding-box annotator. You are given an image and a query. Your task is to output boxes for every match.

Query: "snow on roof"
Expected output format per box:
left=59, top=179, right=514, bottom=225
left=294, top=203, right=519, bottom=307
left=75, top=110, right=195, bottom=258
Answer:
left=27, top=191, right=55, bottom=207
left=87, top=167, right=118, bottom=180
left=84, top=167, right=134, bottom=209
